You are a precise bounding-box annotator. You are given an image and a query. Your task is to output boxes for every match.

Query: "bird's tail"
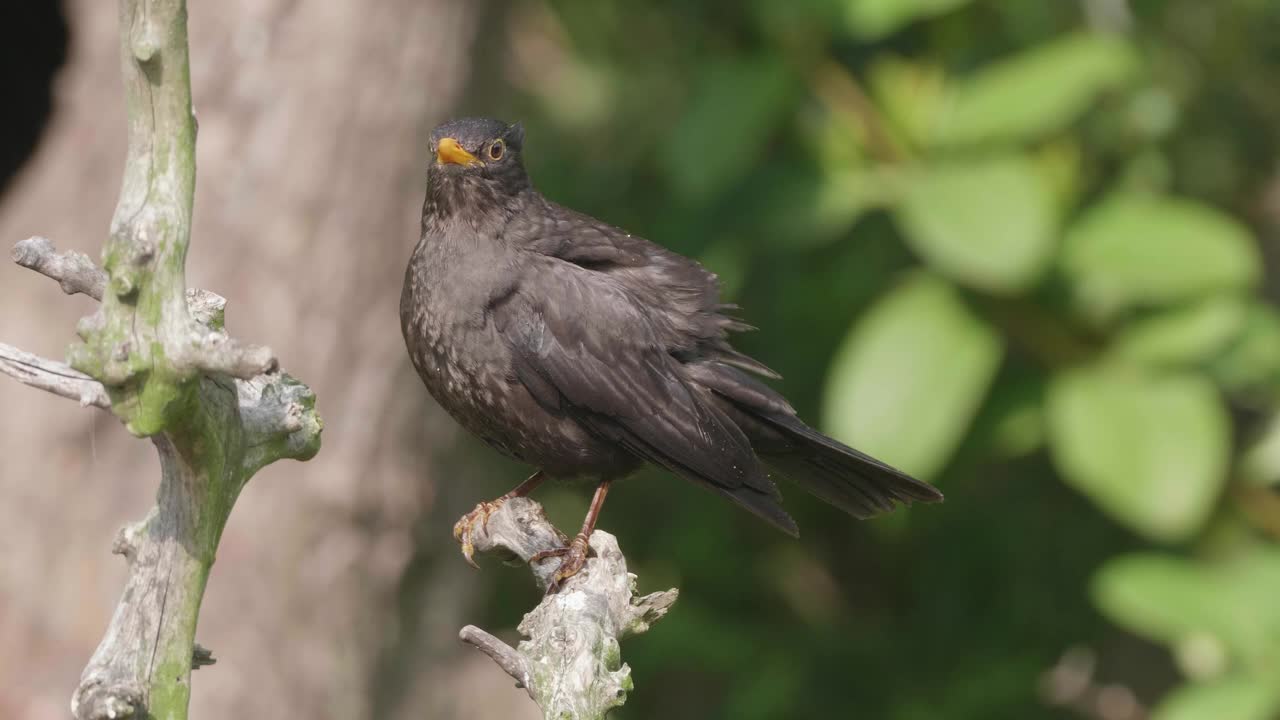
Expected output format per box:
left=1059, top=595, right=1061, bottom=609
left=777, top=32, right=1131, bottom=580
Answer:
left=688, top=359, right=941, bottom=522
left=759, top=413, right=943, bottom=519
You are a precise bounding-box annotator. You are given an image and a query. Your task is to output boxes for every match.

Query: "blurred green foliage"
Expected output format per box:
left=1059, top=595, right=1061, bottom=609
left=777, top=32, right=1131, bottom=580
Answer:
left=468, top=0, right=1280, bottom=717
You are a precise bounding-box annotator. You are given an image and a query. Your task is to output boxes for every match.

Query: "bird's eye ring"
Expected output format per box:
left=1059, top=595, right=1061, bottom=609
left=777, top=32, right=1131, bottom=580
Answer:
left=488, top=140, right=505, bottom=161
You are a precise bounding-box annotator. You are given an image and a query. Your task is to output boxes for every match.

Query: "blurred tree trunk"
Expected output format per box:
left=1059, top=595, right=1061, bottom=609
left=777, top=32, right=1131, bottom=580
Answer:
left=0, top=1, right=537, bottom=718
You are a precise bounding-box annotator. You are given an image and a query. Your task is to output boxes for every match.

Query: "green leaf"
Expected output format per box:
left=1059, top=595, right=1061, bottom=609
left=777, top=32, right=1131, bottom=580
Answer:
left=1046, top=366, right=1230, bottom=541
left=1060, top=194, right=1261, bottom=322
left=798, top=106, right=867, bottom=172
left=1109, top=296, right=1249, bottom=367
left=895, top=155, right=1057, bottom=294
left=935, top=34, right=1138, bottom=147
left=868, top=57, right=947, bottom=150
left=663, top=55, right=795, bottom=201
left=1034, top=139, right=1084, bottom=212
left=1093, top=554, right=1227, bottom=648
left=1210, top=303, right=1280, bottom=394
left=1093, top=549, right=1280, bottom=673
left=823, top=272, right=1002, bottom=479
left=841, top=0, right=974, bottom=39
left=1155, top=678, right=1280, bottom=720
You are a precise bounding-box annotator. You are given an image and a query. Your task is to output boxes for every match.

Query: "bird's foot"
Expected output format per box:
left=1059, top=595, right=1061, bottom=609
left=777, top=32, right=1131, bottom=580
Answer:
left=531, top=532, right=591, bottom=593
left=452, top=499, right=507, bottom=569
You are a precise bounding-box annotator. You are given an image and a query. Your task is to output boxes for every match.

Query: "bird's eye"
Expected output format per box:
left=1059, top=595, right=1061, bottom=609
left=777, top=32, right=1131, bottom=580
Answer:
left=488, top=140, right=505, bottom=161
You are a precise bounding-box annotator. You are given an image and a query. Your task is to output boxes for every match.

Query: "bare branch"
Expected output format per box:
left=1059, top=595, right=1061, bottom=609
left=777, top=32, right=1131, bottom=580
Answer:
left=181, top=289, right=279, bottom=378
left=12, top=236, right=107, bottom=301
left=178, top=334, right=278, bottom=380
left=4, top=2, right=325, bottom=718
left=0, top=342, right=109, bottom=408
left=458, top=626, right=535, bottom=699
left=460, top=498, right=677, bottom=719
left=12, top=234, right=282, bottom=383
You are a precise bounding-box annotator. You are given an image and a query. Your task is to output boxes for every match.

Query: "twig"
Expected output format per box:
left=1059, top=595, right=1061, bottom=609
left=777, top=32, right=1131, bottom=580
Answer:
left=458, top=626, right=536, bottom=698
left=13, top=233, right=280, bottom=383
left=0, top=342, right=109, bottom=408
left=458, top=497, right=678, bottom=720
left=12, top=236, right=107, bottom=300
left=179, top=334, right=278, bottom=379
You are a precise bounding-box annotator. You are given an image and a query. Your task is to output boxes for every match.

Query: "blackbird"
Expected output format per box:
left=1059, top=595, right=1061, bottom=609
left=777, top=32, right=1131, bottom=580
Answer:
left=401, top=117, right=942, bottom=588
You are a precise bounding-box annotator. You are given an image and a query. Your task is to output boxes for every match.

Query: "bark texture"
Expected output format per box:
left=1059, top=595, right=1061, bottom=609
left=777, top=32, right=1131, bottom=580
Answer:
left=459, top=498, right=678, bottom=720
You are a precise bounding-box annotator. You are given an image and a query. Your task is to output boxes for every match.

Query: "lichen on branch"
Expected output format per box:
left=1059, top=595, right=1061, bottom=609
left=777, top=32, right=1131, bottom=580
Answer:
left=458, top=497, right=677, bottom=720
left=0, top=1, right=323, bottom=719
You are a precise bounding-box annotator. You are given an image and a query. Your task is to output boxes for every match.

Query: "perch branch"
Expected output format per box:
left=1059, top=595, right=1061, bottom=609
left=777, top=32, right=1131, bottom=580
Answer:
left=458, top=497, right=678, bottom=720
left=0, top=1, right=323, bottom=718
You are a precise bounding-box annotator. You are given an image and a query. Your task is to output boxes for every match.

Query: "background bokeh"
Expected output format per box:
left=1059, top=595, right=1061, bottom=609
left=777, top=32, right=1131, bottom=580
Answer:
left=3, top=1, right=1279, bottom=718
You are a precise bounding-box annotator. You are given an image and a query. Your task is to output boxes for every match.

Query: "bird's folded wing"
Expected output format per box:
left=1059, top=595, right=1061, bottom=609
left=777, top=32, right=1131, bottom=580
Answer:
left=493, top=260, right=796, bottom=534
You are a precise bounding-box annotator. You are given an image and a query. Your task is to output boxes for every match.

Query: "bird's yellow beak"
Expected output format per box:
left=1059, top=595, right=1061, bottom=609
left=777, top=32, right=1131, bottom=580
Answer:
left=436, top=137, right=480, bottom=166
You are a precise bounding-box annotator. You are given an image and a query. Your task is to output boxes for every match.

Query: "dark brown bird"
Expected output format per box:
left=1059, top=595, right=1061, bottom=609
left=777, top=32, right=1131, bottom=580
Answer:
left=401, top=117, right=942, bottom=588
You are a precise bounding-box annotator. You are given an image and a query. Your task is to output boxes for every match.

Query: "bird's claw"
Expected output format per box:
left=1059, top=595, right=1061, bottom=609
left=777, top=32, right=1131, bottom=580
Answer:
left=452, top=499, right=506, bottom=569
left=531, top=533, right=591, bottom=593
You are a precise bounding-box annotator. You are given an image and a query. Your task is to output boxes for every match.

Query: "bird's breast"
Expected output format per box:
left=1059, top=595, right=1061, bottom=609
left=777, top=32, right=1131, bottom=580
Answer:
left=400, top=224, right=638, bottom=477
left=401, top=233, right=521, bottom=435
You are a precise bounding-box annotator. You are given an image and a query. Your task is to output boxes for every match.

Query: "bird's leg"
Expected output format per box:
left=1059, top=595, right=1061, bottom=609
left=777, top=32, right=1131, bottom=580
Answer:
left=453, top=470, right=548, bottom=569
left=532, top=479, right=612, bottom=593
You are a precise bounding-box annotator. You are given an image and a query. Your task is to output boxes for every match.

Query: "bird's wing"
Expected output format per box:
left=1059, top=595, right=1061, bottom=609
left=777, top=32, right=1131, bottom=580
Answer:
left=512, top=201, right=780, bottom=378
left=493, top=257, right=797, bottom=535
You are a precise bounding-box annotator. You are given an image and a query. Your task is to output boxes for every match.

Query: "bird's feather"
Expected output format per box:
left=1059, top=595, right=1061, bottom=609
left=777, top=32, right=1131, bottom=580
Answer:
left=505, top=199, right=938, bottom=525
left=688, top=360, right=943, bottom=518
left=494, top=257, right=798, bottom=536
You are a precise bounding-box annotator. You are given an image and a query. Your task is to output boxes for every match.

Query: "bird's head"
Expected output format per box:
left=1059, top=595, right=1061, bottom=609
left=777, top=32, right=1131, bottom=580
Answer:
left=425, top=117, right=530, bottom=219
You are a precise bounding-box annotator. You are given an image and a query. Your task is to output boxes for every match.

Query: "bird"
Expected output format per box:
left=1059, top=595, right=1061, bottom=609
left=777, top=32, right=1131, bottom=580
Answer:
left=400, top=117, right=943, bottom=590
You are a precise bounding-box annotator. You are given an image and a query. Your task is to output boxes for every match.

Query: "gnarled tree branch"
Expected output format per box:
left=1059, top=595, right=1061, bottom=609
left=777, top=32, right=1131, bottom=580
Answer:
left=458, top=497, right=678, bottom=720
left=9, top=236, right=322, bottom=720
left=0, top=1, right=322, bottom=718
